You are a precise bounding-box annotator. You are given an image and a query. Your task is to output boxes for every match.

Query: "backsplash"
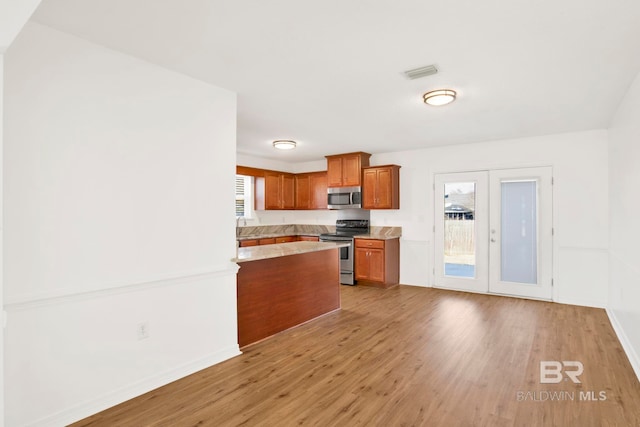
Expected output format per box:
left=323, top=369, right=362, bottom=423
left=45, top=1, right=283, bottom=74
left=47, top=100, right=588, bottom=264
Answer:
left=368, top=226, right=402, bottom=239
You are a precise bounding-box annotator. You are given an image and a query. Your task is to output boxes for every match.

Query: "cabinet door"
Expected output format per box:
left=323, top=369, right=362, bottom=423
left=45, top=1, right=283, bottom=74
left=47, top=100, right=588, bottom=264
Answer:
left=342, top=154, right=362, bottom=187
left=362, top=168, right=378, bottom=209
left=368, top=249, right=386, bottom=282
left=375, top=168, right=393, bottom=208
left=327, top=157, right=343, bottom=187
left=355, top=247, right=370, bottom=280
left=264, top=173, right=282, bottom=209
left=310, top=172, right=328, bottom=209
left=295, top=175, right=311, bottom=209
left=281, top=174, right=296, bottom=209
left=362, top=165, right=400, bottom=209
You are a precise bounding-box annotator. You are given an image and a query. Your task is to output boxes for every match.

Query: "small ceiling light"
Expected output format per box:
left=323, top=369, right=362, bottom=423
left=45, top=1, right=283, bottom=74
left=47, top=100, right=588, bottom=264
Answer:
left=273, top=140, right=297, bottom=150
left=423, top=89, right=457, bottom=106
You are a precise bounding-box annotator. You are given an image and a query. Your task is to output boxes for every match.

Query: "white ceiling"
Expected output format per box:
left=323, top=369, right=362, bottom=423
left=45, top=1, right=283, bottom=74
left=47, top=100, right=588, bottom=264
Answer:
left=31, top=0, right=640, bottom=162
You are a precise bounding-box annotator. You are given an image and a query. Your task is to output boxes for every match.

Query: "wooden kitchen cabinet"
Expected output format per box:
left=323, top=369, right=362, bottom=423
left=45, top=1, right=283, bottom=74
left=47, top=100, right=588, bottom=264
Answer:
left=354, top=238, right=400, bottom=288
left=256, top=171, right=295, bottom=210
left=297, top=235, right=320, bottom=242
left=239, top=239, right=259, bottom=247
left=325, top=152, right=371, bottom=187
left=295, top=174, right=311, bottom=209
left=239, top=236, right=297, bottom=247
left=295, top=171, right=327, bottom=209
left=362, top=165, right=400, bottom=209
left=309, top=172, right=328, bottom=209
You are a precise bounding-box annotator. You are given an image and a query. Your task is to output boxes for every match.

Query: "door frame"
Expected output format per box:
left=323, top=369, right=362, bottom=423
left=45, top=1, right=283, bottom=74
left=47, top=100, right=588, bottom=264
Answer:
left=432, top=166, right=555, bottom=302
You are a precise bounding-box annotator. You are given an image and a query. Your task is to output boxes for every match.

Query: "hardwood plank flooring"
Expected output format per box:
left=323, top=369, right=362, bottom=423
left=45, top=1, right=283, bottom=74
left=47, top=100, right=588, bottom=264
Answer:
left=71, top=286, right=640, bottom=427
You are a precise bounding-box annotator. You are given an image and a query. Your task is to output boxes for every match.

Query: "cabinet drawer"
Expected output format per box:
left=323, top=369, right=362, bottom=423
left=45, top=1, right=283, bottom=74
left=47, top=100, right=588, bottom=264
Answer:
left=239, top=239, right=258, bottom=247
left=258, top=238, right=276, bottom=245
left=355, top=239, right=384, bottom=249
left=275, top=236, right=296, bottom=243
left=297, top=235, right=320, bottom=242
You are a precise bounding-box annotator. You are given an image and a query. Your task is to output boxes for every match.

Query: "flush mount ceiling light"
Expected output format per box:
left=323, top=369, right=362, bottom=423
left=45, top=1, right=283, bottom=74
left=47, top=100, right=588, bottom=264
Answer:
left=423, top=89, right=457, bottom=106
left=272, top=140, right=297, bottom=150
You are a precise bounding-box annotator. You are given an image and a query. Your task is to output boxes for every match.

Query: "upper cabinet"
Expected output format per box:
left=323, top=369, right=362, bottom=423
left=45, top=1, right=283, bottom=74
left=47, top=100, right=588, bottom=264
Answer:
left=362, top=165, right=401, bottom=209
left=256, top=171, right=295, bottom=210
left=240, top=156, right=399, bottom=211
left=295, top=171, right=327, bottom=210
left=325, top=152, right=371, bottom=187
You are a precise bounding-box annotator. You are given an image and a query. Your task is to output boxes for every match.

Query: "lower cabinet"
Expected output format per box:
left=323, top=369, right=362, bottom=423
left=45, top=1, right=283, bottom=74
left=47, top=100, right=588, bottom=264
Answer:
left=238, top=235, right=319, bottom=247
left=354, top=238, right=400, bottom=288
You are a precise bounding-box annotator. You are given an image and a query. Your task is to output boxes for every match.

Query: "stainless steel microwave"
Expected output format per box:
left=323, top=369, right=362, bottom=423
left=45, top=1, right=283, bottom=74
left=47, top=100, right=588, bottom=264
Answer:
left=327, top=186, right=362, bottom=209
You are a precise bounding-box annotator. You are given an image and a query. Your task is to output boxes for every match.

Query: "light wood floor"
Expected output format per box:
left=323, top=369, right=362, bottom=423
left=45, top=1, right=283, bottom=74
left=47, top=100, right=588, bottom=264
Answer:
left=72, top=285, right=640, bottom=427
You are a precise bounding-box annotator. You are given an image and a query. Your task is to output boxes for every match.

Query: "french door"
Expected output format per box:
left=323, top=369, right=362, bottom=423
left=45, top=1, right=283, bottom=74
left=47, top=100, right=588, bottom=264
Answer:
left=434, top=172, right=489, bottom=293
left=434, top=167, right=553, bottom=300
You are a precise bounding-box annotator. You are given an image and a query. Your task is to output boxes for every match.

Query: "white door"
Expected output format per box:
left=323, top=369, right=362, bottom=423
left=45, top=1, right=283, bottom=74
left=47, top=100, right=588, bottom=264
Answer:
left=434, top=172, right=489, bottom=293
left=488, top=167, right=553, bottom=300
left=434, top=167, right=553, bottom=300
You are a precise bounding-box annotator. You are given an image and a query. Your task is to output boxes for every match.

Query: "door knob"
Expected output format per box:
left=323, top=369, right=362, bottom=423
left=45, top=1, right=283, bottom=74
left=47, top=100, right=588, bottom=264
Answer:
left=491, top=238, right=496, bottom=242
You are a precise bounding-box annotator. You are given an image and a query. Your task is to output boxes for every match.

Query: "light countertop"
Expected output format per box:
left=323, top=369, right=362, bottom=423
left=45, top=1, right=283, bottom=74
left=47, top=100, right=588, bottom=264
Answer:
left=236, top=225, right=402, bottom=241
left=233, top=241, right=351, bottom=263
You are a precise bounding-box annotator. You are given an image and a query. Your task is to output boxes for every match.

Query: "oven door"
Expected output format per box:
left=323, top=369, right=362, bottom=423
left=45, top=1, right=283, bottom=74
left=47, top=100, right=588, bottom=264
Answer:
left=319, top=236, right=355, bottom=285
left=338, top=243, right=352, bottom=272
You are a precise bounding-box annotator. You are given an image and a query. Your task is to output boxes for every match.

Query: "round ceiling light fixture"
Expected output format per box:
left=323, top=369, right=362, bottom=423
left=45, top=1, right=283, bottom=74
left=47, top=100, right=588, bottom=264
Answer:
left=272, top=140, right=297, bottom=150
left=423, top=89, right=457, bottom=106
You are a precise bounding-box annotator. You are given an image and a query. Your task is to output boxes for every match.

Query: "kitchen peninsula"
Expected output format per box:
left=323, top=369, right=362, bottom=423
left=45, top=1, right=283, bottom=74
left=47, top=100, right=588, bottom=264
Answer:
left=233, top=241, right=349, bottom=347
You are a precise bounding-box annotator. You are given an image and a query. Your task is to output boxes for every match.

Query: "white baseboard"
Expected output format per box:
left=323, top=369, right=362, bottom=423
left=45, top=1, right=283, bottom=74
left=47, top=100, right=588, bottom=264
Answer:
left=29, top=346, right=242, bottom=427
left=606, top=308, right=640, bottom=383
left=555, top=297, right=606, bottom=309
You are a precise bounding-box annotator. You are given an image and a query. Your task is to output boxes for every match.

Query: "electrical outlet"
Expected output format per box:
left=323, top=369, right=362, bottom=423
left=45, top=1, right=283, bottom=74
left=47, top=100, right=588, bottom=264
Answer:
left=137, top=321, right=150, bottom=340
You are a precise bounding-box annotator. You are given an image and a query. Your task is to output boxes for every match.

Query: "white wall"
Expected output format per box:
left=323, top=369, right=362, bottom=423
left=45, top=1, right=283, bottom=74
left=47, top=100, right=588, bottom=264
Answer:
left=3, top=22, right=239, bottom=426
left=607, top=71, right=640, bottom=379
left=0, top=0, right=41, bottom=50
left=2, top=4, right=44, bottom=425
left=0, top=52, right=5, bottom=427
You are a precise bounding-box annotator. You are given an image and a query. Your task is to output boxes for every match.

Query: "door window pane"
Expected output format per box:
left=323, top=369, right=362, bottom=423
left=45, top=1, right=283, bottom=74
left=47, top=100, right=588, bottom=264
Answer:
left=444, top=182, right=476, bottom=278
left=500, top=181, right=537, bottom=284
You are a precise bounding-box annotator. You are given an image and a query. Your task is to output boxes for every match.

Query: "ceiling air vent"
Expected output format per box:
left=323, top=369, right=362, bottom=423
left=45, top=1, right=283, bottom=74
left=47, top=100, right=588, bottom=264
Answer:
left=404, top=64, right=438, bottom=80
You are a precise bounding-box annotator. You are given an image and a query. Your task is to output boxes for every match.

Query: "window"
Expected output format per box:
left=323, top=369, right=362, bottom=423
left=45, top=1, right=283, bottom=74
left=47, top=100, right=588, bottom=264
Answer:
left=235, top=175, right=253, bottom=218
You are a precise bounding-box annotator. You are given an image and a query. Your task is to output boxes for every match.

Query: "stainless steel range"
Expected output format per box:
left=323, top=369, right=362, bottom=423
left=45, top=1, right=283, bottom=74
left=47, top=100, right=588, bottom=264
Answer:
left=320, top=218, right=369, bottom=285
